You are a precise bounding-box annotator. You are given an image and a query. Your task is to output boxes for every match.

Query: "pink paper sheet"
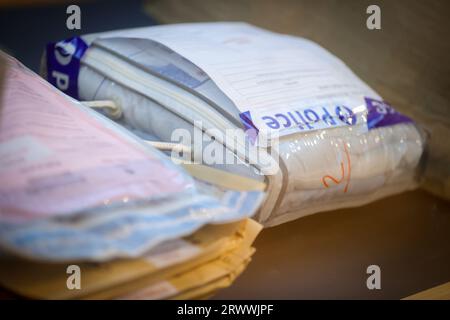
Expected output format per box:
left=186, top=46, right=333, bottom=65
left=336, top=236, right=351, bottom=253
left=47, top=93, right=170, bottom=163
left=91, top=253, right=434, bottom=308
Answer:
left=0, top=54, right=191, bottom=222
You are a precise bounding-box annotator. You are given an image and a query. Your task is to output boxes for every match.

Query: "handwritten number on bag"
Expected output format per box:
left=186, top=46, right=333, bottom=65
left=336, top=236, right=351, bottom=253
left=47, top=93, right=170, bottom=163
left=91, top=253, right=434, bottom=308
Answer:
left=322, top=142, right=351, bottom=193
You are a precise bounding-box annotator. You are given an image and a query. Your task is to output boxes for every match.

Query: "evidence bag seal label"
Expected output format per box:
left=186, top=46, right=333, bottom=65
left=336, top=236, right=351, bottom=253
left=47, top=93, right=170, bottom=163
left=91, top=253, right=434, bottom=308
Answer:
left=365, top=97, right=413, bottom=129
left=46, top=36, right=88, bottom=99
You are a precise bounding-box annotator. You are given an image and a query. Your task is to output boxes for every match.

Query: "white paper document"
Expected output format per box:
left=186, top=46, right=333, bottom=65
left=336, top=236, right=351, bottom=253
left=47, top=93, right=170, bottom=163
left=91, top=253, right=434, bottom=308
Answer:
left=95, top=22, right=379, bottom=137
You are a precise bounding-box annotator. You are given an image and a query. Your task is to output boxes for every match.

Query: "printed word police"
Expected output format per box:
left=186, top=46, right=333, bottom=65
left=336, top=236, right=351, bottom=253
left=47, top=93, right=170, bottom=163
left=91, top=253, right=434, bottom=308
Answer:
left=260, top=105, right=357, bottom=131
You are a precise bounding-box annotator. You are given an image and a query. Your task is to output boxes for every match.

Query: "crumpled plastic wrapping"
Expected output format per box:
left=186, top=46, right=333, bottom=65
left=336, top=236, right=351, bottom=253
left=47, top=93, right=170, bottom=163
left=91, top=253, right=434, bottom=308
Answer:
left=274, top=123, right=425, bottom=224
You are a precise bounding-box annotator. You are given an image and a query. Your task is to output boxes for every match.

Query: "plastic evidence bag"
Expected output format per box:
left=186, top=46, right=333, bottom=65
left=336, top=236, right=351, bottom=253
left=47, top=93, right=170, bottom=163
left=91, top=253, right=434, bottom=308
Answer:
left=43, top=22, right=427, bottom=226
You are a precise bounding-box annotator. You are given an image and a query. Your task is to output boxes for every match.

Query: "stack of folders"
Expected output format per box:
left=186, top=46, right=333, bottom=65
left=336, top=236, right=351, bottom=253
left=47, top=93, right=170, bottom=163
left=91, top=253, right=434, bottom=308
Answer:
left=0, top=51, right=265, bottom=299
left=0, top=219, right=262, bottom=300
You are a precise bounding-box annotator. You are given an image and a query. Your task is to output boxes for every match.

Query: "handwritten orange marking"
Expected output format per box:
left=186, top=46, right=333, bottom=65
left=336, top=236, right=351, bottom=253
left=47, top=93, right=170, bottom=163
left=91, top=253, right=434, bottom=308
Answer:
left=322, top=142, right=351, bottom=193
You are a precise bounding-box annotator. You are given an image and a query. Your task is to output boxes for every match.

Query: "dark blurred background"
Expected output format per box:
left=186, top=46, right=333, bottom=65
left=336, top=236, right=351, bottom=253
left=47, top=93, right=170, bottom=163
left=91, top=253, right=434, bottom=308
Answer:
left=0, top=0, right=156, bottom=71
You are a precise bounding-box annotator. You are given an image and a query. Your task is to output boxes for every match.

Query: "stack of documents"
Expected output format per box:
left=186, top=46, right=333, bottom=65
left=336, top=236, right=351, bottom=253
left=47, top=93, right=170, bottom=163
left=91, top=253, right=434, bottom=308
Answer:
left=0, top=219, right=261, bottom=299
left=0, top=51, right=264, bottom=299
left=43, top=22, right=427, bottom=226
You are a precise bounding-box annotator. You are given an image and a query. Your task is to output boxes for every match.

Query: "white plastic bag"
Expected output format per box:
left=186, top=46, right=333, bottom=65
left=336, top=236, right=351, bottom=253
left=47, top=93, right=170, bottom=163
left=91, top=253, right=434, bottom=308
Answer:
left=43, top=23, right=426, bottom=226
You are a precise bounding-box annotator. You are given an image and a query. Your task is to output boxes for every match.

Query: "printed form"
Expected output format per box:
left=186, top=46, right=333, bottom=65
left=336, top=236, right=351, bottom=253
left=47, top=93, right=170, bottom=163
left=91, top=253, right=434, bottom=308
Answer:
left=104, top=22, right=379, bottom=136
left=0, top=54, right=190, bottom=222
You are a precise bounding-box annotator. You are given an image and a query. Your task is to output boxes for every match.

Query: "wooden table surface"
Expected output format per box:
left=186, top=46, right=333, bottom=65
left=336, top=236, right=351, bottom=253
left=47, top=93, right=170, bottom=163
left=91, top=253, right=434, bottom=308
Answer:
left=214, top=189, right=450, bottom=299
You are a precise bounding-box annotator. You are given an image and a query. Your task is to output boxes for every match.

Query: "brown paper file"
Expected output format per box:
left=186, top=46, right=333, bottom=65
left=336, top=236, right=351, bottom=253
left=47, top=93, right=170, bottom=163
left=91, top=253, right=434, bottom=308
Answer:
left=87, top=219, right=262, bottom=299
left=116, top=244, right=254, bottom=300
left=0, top=220, right=252, bottom=299
left=170, top=252, right=251, bottom=300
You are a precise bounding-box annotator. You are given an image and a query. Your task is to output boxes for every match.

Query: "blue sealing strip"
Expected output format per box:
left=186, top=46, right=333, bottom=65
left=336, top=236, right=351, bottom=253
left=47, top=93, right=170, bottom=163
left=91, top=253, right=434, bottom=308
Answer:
left=46, top=36, right=89, bottom=99
left=365, top=97, right=413, bottom=129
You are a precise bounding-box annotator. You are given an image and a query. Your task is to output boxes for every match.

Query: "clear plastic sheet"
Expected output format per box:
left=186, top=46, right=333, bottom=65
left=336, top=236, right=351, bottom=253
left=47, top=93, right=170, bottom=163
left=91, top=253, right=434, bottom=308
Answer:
left=0, top=51, right=265, bottom=261
left=272, top=123, right=426, bottom=225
